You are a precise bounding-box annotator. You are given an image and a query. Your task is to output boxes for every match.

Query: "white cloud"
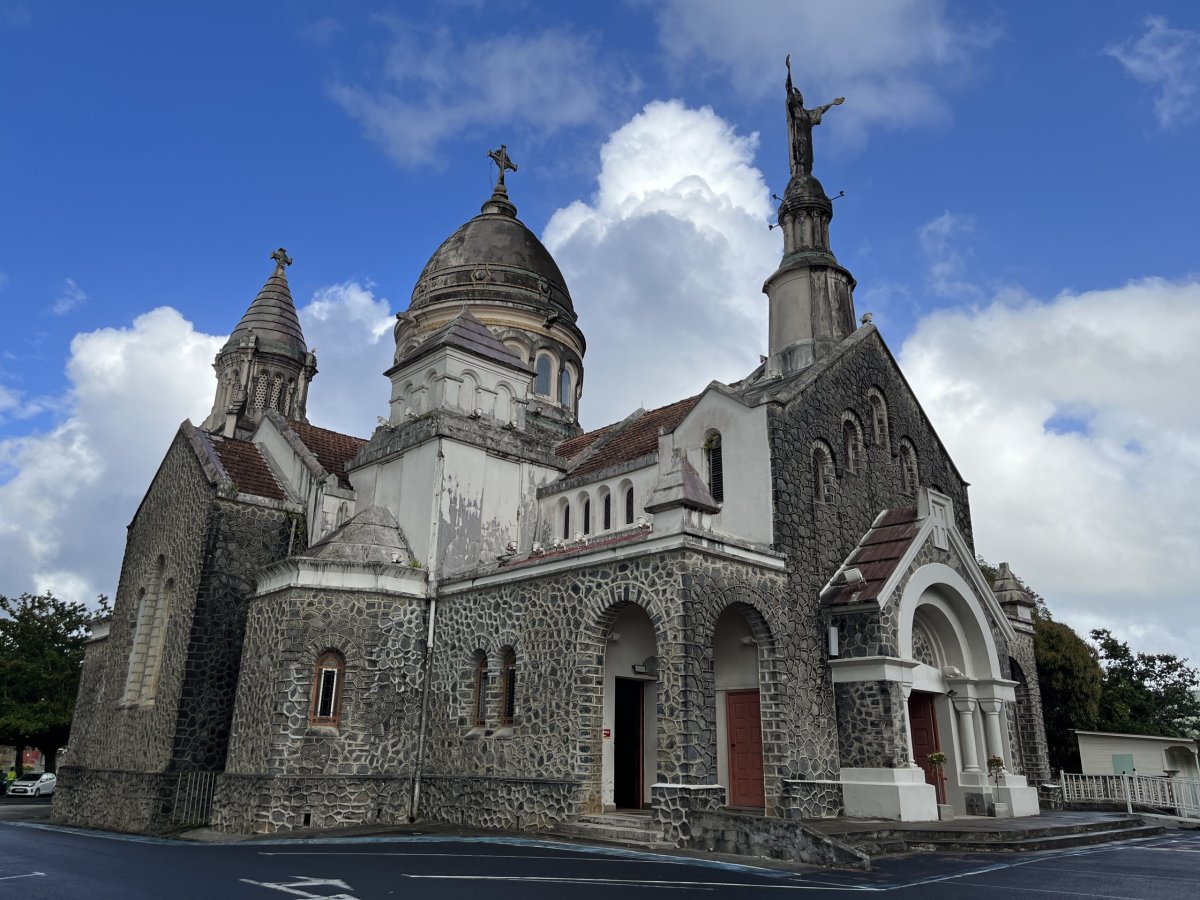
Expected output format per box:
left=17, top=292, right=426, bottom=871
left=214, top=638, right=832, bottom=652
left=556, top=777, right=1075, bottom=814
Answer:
left=1108, top=16, right=1200, bottom=129
left=330, top=26, right=629, bottom=167
left=656, top=0, right=998, bottom=145
left=51, top=277, right=87, bottom=316
left=919, top=210, right=981, bottom=300
left=544, top=100, right=778, bottom=428
left=900, top=277, right=1200, bottom=659
left=0, top=285, right=393, bottom=608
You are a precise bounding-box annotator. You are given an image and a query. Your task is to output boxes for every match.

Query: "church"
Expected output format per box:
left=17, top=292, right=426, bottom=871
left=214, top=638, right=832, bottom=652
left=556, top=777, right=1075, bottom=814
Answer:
left=54, top=73, right=1051, bottom=856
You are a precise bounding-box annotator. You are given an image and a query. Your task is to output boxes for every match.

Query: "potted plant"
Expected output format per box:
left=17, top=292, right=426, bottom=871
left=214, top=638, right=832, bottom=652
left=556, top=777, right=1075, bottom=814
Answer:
left=927, top=751, right=951, bottom=818
left=987, top=755, right=1006, bottom=782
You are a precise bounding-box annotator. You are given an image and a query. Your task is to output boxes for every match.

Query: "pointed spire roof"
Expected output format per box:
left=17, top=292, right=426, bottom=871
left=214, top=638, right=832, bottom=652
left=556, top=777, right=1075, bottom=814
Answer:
left=224, top=248, right=307, bottom=358
left=303, top=505, right=413, bottom=564
left=644, top=449, right=721, bottom=515
left=992, top=562, right=1036, bottom=609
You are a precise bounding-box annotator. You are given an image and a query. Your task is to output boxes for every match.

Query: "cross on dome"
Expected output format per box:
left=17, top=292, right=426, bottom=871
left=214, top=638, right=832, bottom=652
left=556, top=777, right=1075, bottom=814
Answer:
left=488, top=144, right=518, bottom=189
left=271, top=247, right=293, bottom=273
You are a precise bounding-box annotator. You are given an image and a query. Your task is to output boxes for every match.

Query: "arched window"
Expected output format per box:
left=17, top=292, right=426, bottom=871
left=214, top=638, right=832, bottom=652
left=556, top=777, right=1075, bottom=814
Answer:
left=812, top=441, right=835, bottom=504
left=309, top=651, right=345, bottom=727
left=499, top=647, right=517, bottom=727
left=624, top=485, right=635, bottom=525
left=582, top=497, right=591, bottom=535
left=534, top=354, right=552, bottom=397
left=269, top=374, right=284, bottom=411
left=899, top=438, right=919, bottom=494
left=562, top=502, right=571, bottom=540
left=842, top=413, right=864, bottom=475
left=140, top=578, right=173, bottom=703
left=602, top=491, right=612, bottom=531
left=559, top=368, right=572, bottom=410
left=123, top=589, right=152, bottom=705
left=704, top=431, right=724, bottom=504
left=471, top=651, right=488, bottom=729
left=253, top=371, right=270, bottom=409
left=868, top=387, right=890, bottom=453
left=282, top=380, right=295, bottom=416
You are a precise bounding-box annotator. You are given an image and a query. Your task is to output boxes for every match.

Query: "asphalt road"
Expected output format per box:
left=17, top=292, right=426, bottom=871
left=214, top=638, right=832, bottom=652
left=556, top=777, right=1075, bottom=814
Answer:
left=1, top=803, right=1198, bottom=898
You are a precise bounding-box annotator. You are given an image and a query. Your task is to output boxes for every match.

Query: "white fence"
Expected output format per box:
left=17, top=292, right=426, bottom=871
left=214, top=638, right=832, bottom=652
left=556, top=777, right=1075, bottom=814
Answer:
left=1062, top=771, right=1200, bottom=819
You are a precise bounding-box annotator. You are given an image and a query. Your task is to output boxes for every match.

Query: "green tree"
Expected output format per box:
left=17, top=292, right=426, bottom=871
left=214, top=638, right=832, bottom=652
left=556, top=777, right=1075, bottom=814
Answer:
left=1091, top=628, right=1200, bottom=738
left=0, top=592, right=107, bottom=772
left=1033, top=617, right=1103, bottom=772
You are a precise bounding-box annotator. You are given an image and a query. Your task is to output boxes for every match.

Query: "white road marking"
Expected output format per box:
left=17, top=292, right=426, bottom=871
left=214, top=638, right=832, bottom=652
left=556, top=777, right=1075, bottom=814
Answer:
left=951, top=879, right=1145, bottom=899
left=0, top=871, right=45, bottom=881
left=401, top=873, right=877, bottom=891
left=238, top=874, right=360, bottom=899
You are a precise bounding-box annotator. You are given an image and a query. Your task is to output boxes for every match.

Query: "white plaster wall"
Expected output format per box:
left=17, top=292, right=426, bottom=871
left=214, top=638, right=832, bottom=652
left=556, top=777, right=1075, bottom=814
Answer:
left=1077, top=733, right=1200, bottom=777
left=666, top=391, right=772, bottom=546
left=713, top=607, right=758, bottom=790
left=601, top=605, right=658, bottom=809
left=351, top=440, right=439, bottom=567
left=537, top=464, right=659, bottom=543
left=388, top=347, right=529, bottom=426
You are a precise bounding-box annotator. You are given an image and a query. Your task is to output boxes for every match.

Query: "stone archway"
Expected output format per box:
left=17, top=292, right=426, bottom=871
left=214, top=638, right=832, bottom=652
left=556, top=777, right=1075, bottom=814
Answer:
left=602, top=604, right=658, bottom=810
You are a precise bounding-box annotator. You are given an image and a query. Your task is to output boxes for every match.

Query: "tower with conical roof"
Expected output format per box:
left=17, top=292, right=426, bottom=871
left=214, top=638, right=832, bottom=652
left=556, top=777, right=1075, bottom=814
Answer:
left=762, top=58, right=857, bottom=376
left=202, top=248, right=318, bottom=437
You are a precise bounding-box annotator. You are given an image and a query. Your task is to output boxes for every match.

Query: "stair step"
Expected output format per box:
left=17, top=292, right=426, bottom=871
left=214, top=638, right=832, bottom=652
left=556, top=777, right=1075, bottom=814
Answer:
left=908, top=823, right=1166, bottom=854
left=555, top=817, right=670, bottom=850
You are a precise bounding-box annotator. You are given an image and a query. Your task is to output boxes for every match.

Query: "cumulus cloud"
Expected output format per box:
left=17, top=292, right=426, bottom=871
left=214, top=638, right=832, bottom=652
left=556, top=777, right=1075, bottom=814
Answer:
left=1107, top=16, right=1200, bottom=129
left=330, top=25, right=629, bottom=166
left=0, top=286, right=393, bottom=607
left=656, top=0, right=998, bottom=144
left=544, top=100, right=778, bottom=428
left=900, top=277, right=1200, bottom=659
left=51, top=277, right=87, bottom=316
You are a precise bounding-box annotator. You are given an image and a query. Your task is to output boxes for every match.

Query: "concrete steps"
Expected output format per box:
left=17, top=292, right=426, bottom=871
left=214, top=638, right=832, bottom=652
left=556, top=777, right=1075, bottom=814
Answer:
left=838, top=815, right=1165, bottom=857
left=554, top=813, right=672, bottom=850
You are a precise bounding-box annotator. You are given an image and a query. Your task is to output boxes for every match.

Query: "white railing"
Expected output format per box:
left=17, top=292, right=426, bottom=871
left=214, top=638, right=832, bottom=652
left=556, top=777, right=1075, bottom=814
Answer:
left=1062, top=771, right=1200, bottom=819
left=171, top=771, right=217, bottom=826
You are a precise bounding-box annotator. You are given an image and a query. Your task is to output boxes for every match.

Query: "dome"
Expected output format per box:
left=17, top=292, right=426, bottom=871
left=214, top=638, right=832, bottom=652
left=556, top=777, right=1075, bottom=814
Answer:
left=224, top=263, right=307, bottom=358
left=407, top=190, right=576, bottom=321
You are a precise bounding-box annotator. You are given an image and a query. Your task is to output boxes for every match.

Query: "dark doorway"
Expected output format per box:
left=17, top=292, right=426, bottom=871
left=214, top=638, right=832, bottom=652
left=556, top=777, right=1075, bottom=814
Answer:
left=726, top=689, right=765, bottom=808
left=909, top=691, right=945, bottom=804
left=614, top=678, right=645, bottom=809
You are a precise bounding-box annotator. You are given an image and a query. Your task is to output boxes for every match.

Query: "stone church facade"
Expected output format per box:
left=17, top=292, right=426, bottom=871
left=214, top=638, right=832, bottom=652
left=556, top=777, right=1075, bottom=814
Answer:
left=54, top=90, right=1050, bottom=853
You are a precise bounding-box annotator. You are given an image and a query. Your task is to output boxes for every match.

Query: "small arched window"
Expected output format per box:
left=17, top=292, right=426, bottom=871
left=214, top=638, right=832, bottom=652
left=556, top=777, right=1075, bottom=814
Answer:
left=141, top=578, right=173, bottom=703
left=602, top=492, right=612, bottom=531
left=842, top=413, right=864, bottom=475
left=269, top=374, right=284, bottom=411
left=704, top=431, right=724, bottom=504
left=499, top=647, right=517, bottom=727
left=562, top=502, right=571, bottom=540
left=868, top=387, right=890, bottom=454
left=559, top=368, right=572, bottom=410
left=123, top=588, right=152, bottom=705
left=534, top=355, right=552, bottom=397
left=253, top=371, right=270, bottom=409
left=310, top=651, right=346, bottom=727
left=624, top=485, right=635, bottom=525
left=471, top=651, right=488, bottom=729
left=282, top=380, right=296, bottom=416
left=582, top=498, right=591, bottom=535
left=899, top=438, right=919, bottom=494
left=812, top=441, right=835, bottom=504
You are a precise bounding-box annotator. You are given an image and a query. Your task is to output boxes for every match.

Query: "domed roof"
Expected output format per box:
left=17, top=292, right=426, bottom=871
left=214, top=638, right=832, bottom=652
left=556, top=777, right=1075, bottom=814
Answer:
left=224, top=250, right=307, bottom=358
left=408, top=187, right=576, bottom=320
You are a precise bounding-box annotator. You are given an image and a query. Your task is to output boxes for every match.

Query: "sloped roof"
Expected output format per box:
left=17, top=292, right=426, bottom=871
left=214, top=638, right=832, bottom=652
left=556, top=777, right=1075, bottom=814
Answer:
left=211, top=437, right=288, bottom=502
left=645, top=452, right=720, bottom=514
left=557, top=395, right=700, bottom=478
left=390, top=308, right=532, bottom=374
left=499, top=529, right=652, bottom=572
left=288, top=420, right=367, bottom=489
left=822, top=507, right=920, bottom=606
left=304, top=505, right=412, bottom=564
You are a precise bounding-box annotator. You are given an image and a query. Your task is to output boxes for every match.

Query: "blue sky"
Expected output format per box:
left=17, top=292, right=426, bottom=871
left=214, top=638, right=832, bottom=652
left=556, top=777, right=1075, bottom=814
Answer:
left=2, top=1, right=1199, bottom=660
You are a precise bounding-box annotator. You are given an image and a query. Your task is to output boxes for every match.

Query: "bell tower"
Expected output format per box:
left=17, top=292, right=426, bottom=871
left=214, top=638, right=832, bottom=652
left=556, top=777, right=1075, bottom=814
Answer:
left=763, top=57, right=857, bottom=376
left=202, top=248, right=318, bottom=437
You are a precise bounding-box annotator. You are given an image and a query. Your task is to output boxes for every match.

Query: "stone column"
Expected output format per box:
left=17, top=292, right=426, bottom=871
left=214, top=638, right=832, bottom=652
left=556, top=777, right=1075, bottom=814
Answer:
left=979, top=699, right=1006, bottom=763
left=899, top=683, right=918, bottom=767
left=953, top=698, right=981, bottom=772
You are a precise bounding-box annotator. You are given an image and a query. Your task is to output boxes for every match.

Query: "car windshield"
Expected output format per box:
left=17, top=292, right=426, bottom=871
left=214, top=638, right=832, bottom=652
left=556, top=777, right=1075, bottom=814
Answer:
left=14, top=774, right=41, bottom=782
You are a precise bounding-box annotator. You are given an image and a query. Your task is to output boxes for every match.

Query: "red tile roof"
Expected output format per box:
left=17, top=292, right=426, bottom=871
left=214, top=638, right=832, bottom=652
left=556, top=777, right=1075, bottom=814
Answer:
left=823, top=508, right=921, bottom=606
left=558, top=396, right=700, bottom=478
left=288, top=420, right=368, bottom=489
left=212, top=438, right=288, bottom=502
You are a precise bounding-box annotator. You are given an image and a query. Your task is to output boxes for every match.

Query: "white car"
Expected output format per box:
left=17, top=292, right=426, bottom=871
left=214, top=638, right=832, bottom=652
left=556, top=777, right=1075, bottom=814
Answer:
left=7, top=772, right=56, bottom=797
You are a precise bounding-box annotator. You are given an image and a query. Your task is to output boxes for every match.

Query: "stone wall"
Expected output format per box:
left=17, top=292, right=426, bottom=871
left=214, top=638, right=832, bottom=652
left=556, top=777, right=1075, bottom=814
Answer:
left=213, top=773, right=413, bottom=833
left=1008, top=632, right=1051, bottom=784
left=834, top=681, right=908, bottom=769
left=764, top=330, right=973, bottom=783
left=51, top=767, right=179, bottom=833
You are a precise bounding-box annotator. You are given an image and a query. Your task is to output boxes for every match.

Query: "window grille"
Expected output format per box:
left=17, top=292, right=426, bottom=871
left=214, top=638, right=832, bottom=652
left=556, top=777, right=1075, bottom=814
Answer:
left=309, top=651, right=345, bottom=727
left=472, top=654, right=488, bottom=728
left=900, top=440, right=918, bottom=494
left=253, top=372, right=270, bottom=409
left=812, top=443, right=835, bottom=504
left=269, top=375, right=283, bottom=410
left=705, top=432, right=724, bottom=504
left=500, top=650, right=517, bottom=727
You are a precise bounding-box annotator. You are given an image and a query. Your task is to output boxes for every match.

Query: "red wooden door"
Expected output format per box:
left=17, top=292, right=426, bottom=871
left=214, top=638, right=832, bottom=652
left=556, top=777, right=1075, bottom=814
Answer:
left=908, top=691, right=945, bottom=804
left=726, top=690, right=765, bottom=808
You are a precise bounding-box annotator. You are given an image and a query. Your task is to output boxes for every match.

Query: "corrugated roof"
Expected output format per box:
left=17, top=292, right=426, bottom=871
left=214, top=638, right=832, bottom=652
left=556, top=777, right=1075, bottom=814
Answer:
left=288, top=420, right=368, bottom=489
left=823, top=508, right=920, bottom=606
left=212, top=437, right=287, bottom=502
left=558, top=395, right=700, bottom=478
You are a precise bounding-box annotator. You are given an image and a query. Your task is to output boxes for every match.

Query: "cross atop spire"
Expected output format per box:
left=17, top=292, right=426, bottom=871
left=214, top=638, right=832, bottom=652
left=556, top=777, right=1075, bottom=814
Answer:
left=488, top=144, right=518, bottom=190
left=271, top=247, right=293, bottom=275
